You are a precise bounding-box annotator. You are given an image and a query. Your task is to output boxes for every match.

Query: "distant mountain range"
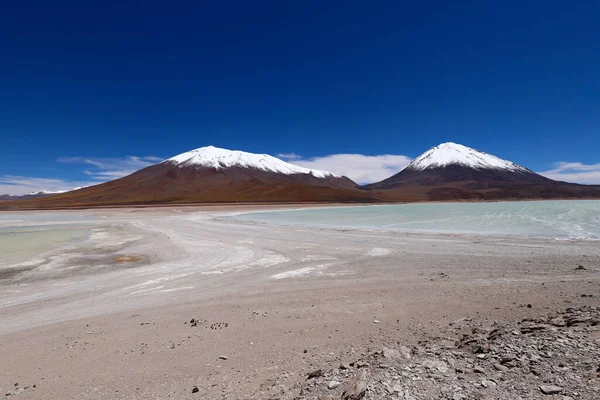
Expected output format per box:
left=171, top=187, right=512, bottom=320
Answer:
left=0, top=190, right=67, bottom=202
left=2, top=143, right=600, bottom=209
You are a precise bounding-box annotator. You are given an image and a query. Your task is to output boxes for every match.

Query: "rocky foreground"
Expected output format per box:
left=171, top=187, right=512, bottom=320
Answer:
left=255, top=306, right=600, bottom=400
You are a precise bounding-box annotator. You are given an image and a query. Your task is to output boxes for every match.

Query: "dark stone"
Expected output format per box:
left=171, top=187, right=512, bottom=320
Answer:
left=307, top=369, right=323, bottom=379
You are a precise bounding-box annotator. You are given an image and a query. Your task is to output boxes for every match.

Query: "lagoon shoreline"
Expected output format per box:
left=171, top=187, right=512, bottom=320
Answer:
left=1, top=206, right=599, bottom=399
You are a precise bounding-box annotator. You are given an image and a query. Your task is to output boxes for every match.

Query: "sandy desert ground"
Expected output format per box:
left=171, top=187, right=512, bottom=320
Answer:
left=1, top=206, right=599, bottom=399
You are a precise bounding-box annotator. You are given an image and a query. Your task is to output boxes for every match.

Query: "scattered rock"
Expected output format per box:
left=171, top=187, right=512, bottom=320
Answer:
left=351, top=360, right=369, bottom=369
left=493, top=363, right=508, bottom=372
left=530, top=367, right=543, bottom=376
left=382, top=347, right=399, bottom=359
left=4, top=388, right=25, bottom=397
left=398, top=345, right=412, bottom=359
left=342, top=368, right=367, bottom=400
left=192, top=386, right=199, bottom=393
left=307, top=369, right=323, bottom=380
left=539, top=385, right=563, bottom=395
left=481, top=379, right=497, bottom=389
left=327, top=380, right=340, bottom=390
left=218, top=355, right=228, bottom=360
left=252, top=310, right=268, bottom=318
left=575, top=265, right=586, bottom=270
left=421, top=359, right=449, bottom=374
left=277, top=306, right=600, bottom=400
left=210, top=322, right=228, bottom=330
left=189, top=318, right=207, bottom=327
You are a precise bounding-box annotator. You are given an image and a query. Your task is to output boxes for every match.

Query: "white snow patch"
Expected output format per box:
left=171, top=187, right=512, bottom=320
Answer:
left=405, top=142, right=530, bottom=173
left=165, top=146, right=338, bottom=178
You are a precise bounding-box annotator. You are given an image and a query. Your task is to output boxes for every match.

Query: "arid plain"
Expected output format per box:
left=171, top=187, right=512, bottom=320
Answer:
left=1, top=205, right=599, bottom=399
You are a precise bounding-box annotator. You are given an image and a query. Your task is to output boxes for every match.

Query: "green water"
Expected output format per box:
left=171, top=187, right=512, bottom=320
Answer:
left=0, top=212, right=93, bottom=264
left=235, top=200, right=600, bottom=240
left=0, top=227, right=89, bottom=262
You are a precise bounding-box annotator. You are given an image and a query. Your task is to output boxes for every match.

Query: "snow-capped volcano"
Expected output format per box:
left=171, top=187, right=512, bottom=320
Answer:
left=6, top=146, right=369, bottom=207
left=165, top=146, right=337, bottom=178
left=365, top=142, right=558, bottom=198
left=404, top=142, right=530, bottom=173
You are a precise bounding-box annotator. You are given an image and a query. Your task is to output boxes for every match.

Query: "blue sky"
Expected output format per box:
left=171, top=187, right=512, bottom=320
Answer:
left=1, top=1, right=600, bottom=194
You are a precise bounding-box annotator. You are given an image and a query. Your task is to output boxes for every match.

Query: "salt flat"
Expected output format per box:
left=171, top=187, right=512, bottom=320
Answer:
left=0, top=205, right=599, bottom=399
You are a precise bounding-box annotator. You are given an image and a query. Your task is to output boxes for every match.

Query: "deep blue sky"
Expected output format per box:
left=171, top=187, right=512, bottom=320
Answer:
left=1, top=1, right=600, bottom=192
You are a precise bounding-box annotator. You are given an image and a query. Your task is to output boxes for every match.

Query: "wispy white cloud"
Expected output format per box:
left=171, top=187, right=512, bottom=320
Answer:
left=0, top=176, right=95, bottom=196
left=280, top=153, right=412, bottom=184
left=276, top=153, right=301, bottom=161
left=1, top=155, right=162, bottom=196
left=57, top=155, right=161, bottom=181
left=539, top=162, right=600, bottom=184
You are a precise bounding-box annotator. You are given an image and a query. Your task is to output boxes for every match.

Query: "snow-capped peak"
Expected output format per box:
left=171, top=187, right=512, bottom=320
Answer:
left=165, top=146, right=338, bottom=178
left=405, top=142, right=530, bottom=172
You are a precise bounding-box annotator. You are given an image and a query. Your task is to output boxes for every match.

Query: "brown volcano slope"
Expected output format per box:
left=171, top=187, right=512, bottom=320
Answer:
left=365, top=164, right=600, bottom=201
left=1, top=163, right=375, bottom=209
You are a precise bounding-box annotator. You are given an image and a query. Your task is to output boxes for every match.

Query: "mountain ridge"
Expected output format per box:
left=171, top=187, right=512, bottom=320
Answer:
left=2, top=142, right=600, bottom=209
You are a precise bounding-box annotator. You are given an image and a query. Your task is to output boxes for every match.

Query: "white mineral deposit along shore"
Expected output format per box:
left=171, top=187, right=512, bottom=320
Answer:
left=0, top=206, right=599, bottom=399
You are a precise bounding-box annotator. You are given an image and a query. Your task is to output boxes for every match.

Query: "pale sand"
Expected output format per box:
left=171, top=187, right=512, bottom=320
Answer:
left=0, top=206, right=599, bottom=399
